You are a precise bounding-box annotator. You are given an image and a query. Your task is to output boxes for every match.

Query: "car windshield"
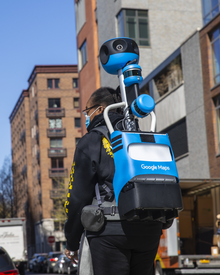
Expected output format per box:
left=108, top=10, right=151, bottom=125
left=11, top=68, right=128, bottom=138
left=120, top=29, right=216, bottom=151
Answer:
left=52, top=253, right=61, bottom=258
left=0, top=251, right=15, bottom=272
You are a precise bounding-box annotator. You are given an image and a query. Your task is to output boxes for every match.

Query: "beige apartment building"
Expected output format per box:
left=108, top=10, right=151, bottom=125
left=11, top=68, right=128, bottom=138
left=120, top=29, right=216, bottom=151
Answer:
left=10, top=65, right=81, bottom=254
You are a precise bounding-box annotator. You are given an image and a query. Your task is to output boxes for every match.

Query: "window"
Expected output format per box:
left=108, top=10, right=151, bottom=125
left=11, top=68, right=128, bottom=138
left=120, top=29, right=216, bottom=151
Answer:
left=75, top=138, right=81, bottom=145
left=153, top=55, right=183, bottom=100
left=210, top=27, right=220, bottom=86
left=48, top=98, right=61, bottom=108
left=50, top=138, right=63, bottom=148
left=73, top=78, right=78, bottom=88
left=202, top=0, right=220, bottom=25
left=75, top=0, right=86, bottom=34
left=51, top=158, right=64, bottom=168
left=75, top=118, right=81, bottom=128
left=48, top=79, right=52, bottom=89
left=47, top=79, right=60, bottom=89
left=49, top=119, right=62, bottom=129
left=214, top=96, right=220, bottom=153
left=61, top=221, right=65, bottom=231
left=117, top=9, right=150, bottom=46
left=79, top=40, right=87, bottom=69
left=161, top=118, right=188, bottom=159
left=32, top=86, right=34, bottom=97
left=54, top=221, right=60, bottom=231
left=0, top=251, right=15, bottom=271
left=73, top=98, right=79, bottom=108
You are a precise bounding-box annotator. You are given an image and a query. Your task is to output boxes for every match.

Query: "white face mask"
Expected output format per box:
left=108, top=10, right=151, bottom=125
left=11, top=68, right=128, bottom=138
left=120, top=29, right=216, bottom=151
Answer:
left=83, top=106, right=101, bottom=128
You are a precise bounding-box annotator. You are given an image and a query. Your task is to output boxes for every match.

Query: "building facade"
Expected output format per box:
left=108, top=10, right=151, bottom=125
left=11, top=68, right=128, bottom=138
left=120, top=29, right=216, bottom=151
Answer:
left=10, top=89, right=34, bottom=253
left=75, top=0, right=220, bottom=255
left=75, top=0, right=100, bottom=135
left=139, top=11, right=220, bottom=255
left=10, top=65, right=80, bottom=255
left=75, top=0, right=203, bottom=134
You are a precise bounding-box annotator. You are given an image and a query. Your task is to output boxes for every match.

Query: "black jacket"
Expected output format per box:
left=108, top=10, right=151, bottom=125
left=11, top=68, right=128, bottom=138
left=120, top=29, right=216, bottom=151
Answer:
left=64, top=112, right=123, bottom=250
left=64, top=112, right=162, bottom=251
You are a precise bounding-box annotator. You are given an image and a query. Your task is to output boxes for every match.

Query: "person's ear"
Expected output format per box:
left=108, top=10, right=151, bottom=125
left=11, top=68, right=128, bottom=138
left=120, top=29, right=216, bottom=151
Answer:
left=98, top=106, right=105, bottom=113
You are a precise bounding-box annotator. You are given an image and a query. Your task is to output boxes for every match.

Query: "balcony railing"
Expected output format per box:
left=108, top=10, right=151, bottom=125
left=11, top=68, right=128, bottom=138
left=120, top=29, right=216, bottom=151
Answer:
left=46, top=108, right=65, bottom=118
left=50, top=189, right=66, bottom=199
left=48, top=148, right=67, bottom=158
left=49, top=168, right=68, bottom=178
left=47, top=128, right=66, bottom=138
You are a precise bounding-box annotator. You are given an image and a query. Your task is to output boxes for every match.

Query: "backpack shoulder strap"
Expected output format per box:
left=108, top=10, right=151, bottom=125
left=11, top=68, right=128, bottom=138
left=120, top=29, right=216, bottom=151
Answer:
left=90, top=126, right=111, bottom=144
left=91, top=126, right=114, bottom=202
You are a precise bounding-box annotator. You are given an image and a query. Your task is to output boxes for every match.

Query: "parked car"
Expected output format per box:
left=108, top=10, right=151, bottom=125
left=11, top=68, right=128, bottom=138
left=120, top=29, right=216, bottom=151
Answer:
left=0, top=246, right=19, bottom=275
left=0, top=218, right=27, bottom=275
left=46, top=251, right=62, bottom=273
left=53, top=255, right=77, bottom=274
left=33, top=256, right=47, bottom=273
left=64, top=259, right=78, bottom=274
left=29, top=253, right=47, bottom=272
left=53, top=254, right=66, bottom=274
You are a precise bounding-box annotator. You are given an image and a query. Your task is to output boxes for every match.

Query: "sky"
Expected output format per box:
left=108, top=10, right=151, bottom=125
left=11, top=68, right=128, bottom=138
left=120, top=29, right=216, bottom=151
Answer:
left=0, top=1, right=78, bottom=169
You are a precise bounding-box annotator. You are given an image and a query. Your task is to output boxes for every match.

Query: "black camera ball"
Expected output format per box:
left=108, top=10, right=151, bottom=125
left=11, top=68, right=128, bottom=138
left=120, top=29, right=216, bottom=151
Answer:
left=99, top=37, right=139, bottom=75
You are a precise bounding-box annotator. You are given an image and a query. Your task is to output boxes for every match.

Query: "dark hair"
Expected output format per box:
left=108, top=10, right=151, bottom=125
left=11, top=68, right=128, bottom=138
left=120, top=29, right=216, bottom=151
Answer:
left=90, top=86, right=122, bottom=114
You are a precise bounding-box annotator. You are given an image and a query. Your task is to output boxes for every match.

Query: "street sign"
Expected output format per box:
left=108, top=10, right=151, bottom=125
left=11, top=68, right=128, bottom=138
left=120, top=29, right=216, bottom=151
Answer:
left=48, top=236, right=55, bottom=245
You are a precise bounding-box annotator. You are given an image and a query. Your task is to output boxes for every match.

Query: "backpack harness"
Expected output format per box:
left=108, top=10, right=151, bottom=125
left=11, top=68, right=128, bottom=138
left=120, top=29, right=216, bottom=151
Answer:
left=91, top=126, right=121, bottom=220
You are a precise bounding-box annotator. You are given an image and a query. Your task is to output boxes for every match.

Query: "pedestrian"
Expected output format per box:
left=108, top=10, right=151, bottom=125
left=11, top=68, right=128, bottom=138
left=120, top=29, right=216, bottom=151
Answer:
left=64, top=86, right=163, bottom=275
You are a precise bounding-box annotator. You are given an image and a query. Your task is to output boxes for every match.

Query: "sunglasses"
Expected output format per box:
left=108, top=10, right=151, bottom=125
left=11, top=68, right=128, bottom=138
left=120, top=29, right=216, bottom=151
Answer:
left=82, top=104, right=99, bottom=115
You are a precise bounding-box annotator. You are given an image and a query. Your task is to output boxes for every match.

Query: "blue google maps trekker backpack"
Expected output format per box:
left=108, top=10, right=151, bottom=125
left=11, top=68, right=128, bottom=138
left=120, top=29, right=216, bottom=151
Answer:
left=99, top=37, right=183, bottom=222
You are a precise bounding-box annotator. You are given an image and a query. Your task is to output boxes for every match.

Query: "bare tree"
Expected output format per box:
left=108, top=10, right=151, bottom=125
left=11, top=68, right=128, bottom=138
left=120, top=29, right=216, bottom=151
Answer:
left=0, top=157, right=24, bottom=218
left=0, top=157, right=14, bottom=218
left=12, top=162, right=24, bottom=218
left=51, top=177, right=68, bottom=229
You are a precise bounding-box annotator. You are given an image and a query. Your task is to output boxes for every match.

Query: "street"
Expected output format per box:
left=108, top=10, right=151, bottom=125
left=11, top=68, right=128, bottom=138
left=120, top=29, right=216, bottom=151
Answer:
left=25, top=271, right=72, bottom=275
left=26, top=272, right=56, bottom=275
left=25, top=269, right=77, bottom=275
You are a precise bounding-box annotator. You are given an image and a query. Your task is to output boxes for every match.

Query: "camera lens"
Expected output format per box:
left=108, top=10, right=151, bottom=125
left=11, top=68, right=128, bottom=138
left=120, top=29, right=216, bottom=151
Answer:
left=113, top=39, right=127, bottom=52
left=131, top=40, right=139, bottom=55
left=116, top=44, right=123, bottom=51
left=99, top=45, right=109, bottom=65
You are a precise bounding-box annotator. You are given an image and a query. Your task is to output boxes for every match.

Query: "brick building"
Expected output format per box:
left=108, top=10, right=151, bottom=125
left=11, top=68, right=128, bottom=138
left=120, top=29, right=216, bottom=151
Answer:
left=75, top=0, right=100, bottom=135
left=10, top=65, right=80, bottom=254
left=75, top=0, right=203, bottom=134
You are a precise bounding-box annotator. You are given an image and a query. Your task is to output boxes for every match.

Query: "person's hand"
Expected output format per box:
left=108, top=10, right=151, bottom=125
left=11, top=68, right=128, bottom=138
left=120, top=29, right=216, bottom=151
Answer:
left=65, top=248, right=78, bottom=264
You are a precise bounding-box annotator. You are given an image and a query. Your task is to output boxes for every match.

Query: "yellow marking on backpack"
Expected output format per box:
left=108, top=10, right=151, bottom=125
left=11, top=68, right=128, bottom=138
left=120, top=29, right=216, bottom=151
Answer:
left=102, top=137, right=113, bottom=158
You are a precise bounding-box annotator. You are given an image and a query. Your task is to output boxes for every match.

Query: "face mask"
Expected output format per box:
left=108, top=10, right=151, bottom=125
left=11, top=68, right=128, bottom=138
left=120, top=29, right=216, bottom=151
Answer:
left=83, top=106, right=101, bottom=128
left=85, top=115, right=90, bottom=128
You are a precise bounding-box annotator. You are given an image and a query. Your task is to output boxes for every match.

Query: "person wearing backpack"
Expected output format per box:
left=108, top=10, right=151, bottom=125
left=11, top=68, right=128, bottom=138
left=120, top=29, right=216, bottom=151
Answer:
left=64, top=86, right=163, bottom=275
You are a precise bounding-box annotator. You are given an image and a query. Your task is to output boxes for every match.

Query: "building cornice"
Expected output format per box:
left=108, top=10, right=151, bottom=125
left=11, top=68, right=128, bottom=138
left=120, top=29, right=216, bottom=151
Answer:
left=10, top=65, right=78, bottom=123
left=9, top=90, right=29, bottom=123
left=28, top=65, right=78, bottom=87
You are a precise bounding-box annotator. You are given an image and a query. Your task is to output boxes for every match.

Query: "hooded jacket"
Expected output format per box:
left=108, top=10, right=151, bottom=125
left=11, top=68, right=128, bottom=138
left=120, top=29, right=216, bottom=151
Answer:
left=64, top=112, right=162, bottom=251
